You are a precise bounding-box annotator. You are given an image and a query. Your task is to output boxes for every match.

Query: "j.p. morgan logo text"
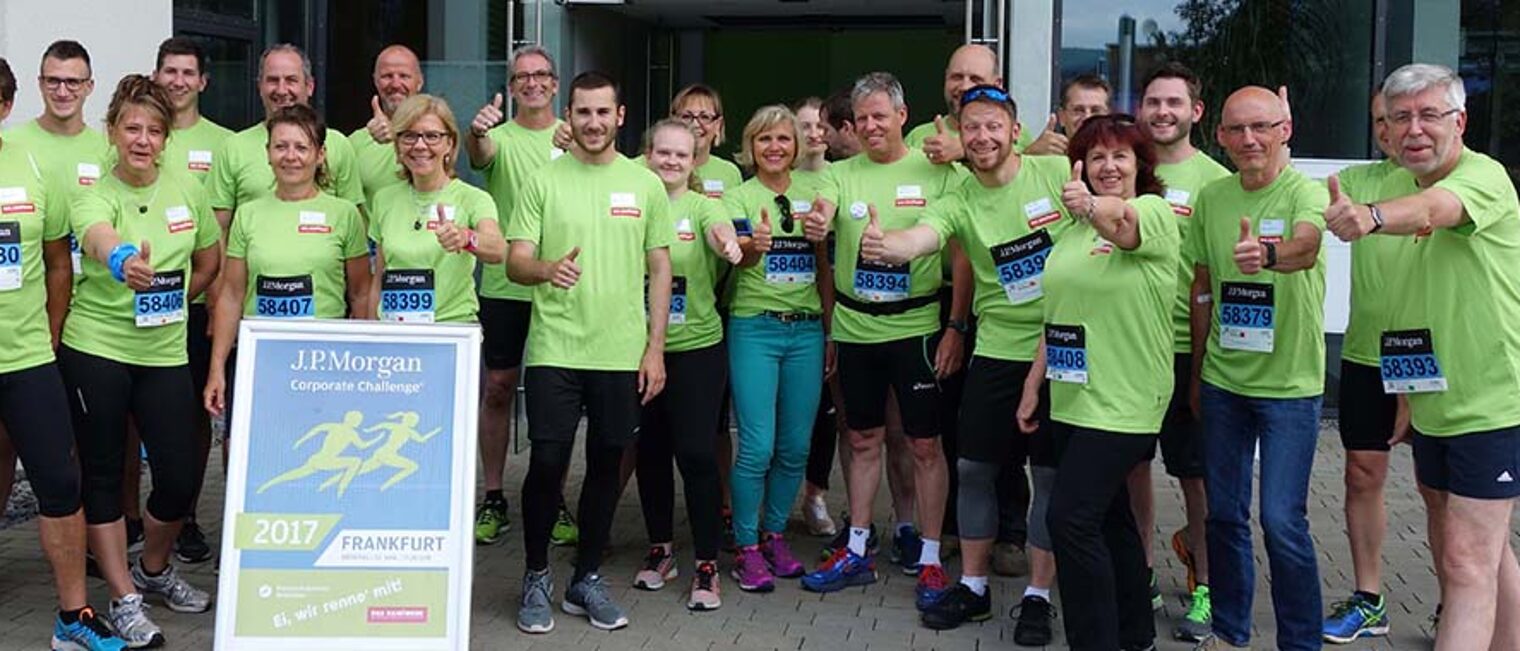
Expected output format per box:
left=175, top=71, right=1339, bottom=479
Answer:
left=289, top=349, right=426, bottom=395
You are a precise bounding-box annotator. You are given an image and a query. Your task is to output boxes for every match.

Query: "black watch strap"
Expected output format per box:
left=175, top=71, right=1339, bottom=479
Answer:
left=947, top=319, right=970, bottom=334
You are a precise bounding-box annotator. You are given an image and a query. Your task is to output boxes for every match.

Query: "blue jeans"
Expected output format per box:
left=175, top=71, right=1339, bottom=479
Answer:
left=1200, top=382, right=1323, bottom=650
left=728, top=315, right=824, bottom=547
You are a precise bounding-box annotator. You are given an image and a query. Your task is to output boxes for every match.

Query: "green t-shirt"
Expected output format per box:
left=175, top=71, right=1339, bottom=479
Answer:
left=226, top=192, right=368, bottom=319
left=1045, top=194, right=1179, bottom=433
left=162, top=116, right=234, bottom=185
left=348, top=128, right=406, bottom=211
left=209, top=123, right=365, bottom=212
left=1384, top=149, right=1520, bottom=436
left=0, top=140, right=69, bottom=373
left=919, top=155, right=1074, bottom=361
left=1340, top=160, right=1419, bottom=366
left=505, top=155, right=674, bottom=371
left=1156, top=151, right=1232, bottom=353
left=474, top=120, right=565, bottom=301
left=722, top=175, right=826, bottom=318
left=63, top=170, right=220, bottom=366
left=630, top=155, right=743, bottom=200
left=4, top=120, right=110, bottom=273
left=664, top=191, right=730, bottom=352
left=1185, top=166, right=1328, bottom=399
left=368, top=178, right=498, bottom=324
left=905, top=118, right=1037, bottom=152
left=817, top=149, right=965, bottom=344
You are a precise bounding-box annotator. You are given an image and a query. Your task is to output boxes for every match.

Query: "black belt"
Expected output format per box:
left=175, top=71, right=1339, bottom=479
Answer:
left=834, top=289, right=940, bottom=316
left=760, top=311, right=822, bottom=323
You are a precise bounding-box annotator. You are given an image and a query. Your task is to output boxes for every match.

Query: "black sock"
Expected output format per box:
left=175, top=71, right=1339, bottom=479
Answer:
left=143, top=562, right=166, bottom=578
left=59, top=607, right=86, bottom=624
left=485, top=490, right=505, bottom=504
left=1354, top=590, right=1382, bottom=605
left=572, top=567, right=595, bottom=584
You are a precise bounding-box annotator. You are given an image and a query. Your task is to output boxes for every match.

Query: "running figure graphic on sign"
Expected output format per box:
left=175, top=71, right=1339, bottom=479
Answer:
left=257, top=411, right=382, bottom=498
left=357, top=411, right=442, bottom=490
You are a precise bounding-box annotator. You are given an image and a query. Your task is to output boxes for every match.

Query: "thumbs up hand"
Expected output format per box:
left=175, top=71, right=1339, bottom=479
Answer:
left=552, top=121, right=574, bottom=151
left=1233, top=217, right=1264, bottom=275
left=751, top=208, right=774, bottom=253
left=1061, top=160, right=1094, bottom=219
left=1024, top=113, right=1069, bottom=156
left=1324, top=174, right=1371, bottom=242
left=802, top=195, right=832, bottom=243
left=859, top=204, right=891, bottom=262
left=922, top=114, right=964, bottom=164
left=550, top=246, right=582, bottom=289
left=124, top=239, right=155, bottom=291
left=367, top=95, right=394, bottom=144
left=471, top=93, right=505, bottom=138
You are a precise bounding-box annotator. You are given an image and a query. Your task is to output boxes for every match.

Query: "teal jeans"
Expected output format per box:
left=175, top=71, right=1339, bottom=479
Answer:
left=727, top=314, right=825, bottom=547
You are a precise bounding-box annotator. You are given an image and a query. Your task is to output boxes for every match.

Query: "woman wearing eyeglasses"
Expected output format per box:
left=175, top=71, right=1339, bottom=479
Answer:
left=367, top=94, right=505, bottom=324
left=204, top=104, right=372, bottom=417
left=668, top=84, right=742, bottom=199
left=722, top=105, right=831, bottom=592
left=1015, top=114, right=1178, bottom=651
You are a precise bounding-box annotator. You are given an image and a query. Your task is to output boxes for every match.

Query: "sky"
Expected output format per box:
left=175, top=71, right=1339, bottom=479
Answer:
left=1061, top=0, right=1186, bottom=49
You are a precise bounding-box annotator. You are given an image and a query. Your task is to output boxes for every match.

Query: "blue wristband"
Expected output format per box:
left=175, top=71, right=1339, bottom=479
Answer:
left=108, top=243, right=140, bottom=283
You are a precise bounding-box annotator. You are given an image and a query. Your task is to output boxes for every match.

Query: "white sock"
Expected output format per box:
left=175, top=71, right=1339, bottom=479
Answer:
left=960, top=575, right=989, bottom=596
left=1024, top=585, right=1051, bottom=602
left=918, top=538, right=941, bottom=567
left=848, top=527, right=870, bottom=556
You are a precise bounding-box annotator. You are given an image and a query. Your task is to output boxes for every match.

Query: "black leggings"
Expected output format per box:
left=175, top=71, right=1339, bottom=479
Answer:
left=0, top=363, right=82, bottom=517
left=804, top=381, right=838, bottom=489
left=523, top=439, right=623, bottom=578
left=637, top=343, right=726, bottom=560
left=1048, top=422, right=1156, bottom=651
left=58, top=346, right=199, bottom=525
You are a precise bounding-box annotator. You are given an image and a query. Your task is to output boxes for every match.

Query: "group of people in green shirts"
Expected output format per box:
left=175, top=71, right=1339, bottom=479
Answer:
left=0, top=28, right=1516, bottom=651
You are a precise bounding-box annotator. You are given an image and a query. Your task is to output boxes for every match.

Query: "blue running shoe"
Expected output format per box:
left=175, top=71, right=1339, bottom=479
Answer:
left=801, top=548, right=877, bottom=593
left=1323, top=592, right=1390, bottom=644
left=52, top=607, right=128, bottom=651
left=914, top=564, right=951, bottom=611
left=893, top=525, right=923, bottom=574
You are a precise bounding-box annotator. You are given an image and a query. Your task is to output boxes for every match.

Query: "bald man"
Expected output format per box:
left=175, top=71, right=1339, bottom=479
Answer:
left=350, top=44, right=425, bottom=206
left=1184, top=86, right=1328, bottom=650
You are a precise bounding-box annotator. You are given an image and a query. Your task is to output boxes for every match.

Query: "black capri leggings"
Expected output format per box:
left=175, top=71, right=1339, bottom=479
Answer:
left=0, top=363, right=82, bottom=518
left=637, top=343, right=727, bottom=560
left=58, top=346, right=200, bottom=525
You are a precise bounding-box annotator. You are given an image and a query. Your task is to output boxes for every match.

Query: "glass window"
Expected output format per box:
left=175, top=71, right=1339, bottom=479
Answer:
left=1060, top=0, right=1376, bottom=159
left=1461, top=0, right=1520, bottom=183
left=186, top=34, right=257, bottom=129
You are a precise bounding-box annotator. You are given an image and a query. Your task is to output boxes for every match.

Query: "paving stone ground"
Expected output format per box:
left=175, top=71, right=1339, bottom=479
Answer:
left=1, top=419, right=1515, bottom=650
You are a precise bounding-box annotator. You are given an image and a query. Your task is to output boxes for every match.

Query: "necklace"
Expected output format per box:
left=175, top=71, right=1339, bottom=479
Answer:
left=136, top=182, right=162, bottom=215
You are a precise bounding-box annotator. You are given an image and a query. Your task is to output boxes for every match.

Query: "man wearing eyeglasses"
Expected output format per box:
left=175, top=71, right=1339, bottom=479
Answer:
left=1184, top=86, right=1328, bottom=651
left=350, top=45, right=424, bottom=208
left=464, top=45, right=572, bottom=549
left=1132, top=61, right=1231, bottom=642
left=799, top=72, right=971, bottom=612
left=208, top=44, right=364, bottom=229
left=1325, top=63, right=1520, bottom=651
left=1022, top=74, right=1113, bottom=157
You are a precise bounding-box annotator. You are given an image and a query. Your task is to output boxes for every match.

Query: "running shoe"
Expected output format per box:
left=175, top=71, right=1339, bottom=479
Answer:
left=801, top=548, right=876, bottom=593
left=920, top=583, right=991, bottom=630
left=1174, top=584, right=1213, bottom=642
left=1012, top=594, right=1055, bottom=646
left=516, top=569, right=554, bottom=634
left=549, top=504, right=578, bottom=547
left=474, top=497, right=510, bottom=545
left=633, top=545, right=677, bottom=590
left=892, top=525, right=923, bottom=573
left=51, top=607, right=128, bottom=651
left=803, top=494, right=837, bottom=537
left=732, top=546, right=774, bottom=593
left=914, top=564, right=951, bottom=611
left=106, top=594, right=162, bottom=649
left=563, top=573, right=628, bottom=630
left=130, top=560, right=210, bottom=613
left=173, top=519, right=212, bottom=564
left=1323, top=592, right=1390, bottom=643
left=760, top=533, right=804, bottom=578
left=687, top=561, right=722, bottom=611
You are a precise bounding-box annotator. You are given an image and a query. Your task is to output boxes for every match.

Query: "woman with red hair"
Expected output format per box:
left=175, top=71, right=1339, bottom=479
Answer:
left=1014, top=114, right=1178, bottom=651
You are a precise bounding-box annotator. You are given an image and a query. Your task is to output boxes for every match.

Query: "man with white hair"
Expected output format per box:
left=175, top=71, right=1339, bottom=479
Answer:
left=1324, top=62, right=1520, bottom=651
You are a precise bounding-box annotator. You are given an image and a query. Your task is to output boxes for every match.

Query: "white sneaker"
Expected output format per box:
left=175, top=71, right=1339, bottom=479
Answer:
left=131, top=559, right=211, bottom=613
left=804, top=494, right=837, bottom=537
left=107, top=593, right=164, bottom=649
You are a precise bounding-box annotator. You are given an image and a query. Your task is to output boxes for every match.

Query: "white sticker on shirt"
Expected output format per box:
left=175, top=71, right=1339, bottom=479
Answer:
left=188, top=150, right=213, bottom=171
left=1258, top=219, right=1286, bottom=237
left=849, top=201, right=869, bottom=219
left=610, top=193, right=637, bottom=207
left=549, top=147, right=565, bottom=160
left=895, top=185, right=925, bottom=207
left=297, top=211, right=332, bottom=234
left=77, top=163, right=101, bottom=185
left=0, top=187, right=27, bottom=203
left=1023, top=197, right=1054, bottom=218
left=1165, top=188, right=1191, bottom=205
left=675, top=217, right=696, bottom=241
left=702, top=179, right=725, bottom=197
left=166, top=205, right=195, bottom=233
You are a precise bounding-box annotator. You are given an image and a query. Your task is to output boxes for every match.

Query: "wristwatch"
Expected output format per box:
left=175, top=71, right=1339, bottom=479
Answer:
left=947, top=319, right=970, bottom=335
left=1262, top=241, right=1279, bottom=269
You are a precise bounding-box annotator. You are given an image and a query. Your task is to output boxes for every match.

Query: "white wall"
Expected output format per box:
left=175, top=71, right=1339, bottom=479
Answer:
left=0, top=0, right=172, bottom=129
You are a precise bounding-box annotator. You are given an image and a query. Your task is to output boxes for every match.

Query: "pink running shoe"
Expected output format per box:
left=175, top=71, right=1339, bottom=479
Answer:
left=761, top=533, right=805, bottom=578
left=731, top=546, right=774, bottom=593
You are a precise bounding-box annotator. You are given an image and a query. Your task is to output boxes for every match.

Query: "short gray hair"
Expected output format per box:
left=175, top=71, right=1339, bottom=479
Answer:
left=1382, top=63, right=1465, bottom=113
left=509, top=45, right=556, bottom=77
left=851, top=72, right=906, bottom=112
left=260, top=43, right=312, bottom=81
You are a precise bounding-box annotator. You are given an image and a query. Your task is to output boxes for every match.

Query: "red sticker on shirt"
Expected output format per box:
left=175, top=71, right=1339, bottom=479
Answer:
left=610, top=207, right=642, bottom=218
left=188, top=162, right=211, bottom=172
left=1258, top=236, right=1283, bottom=244
left=1027, top=212, right=1062, bottom=228
left=78, top=177, right=96, bottom=186
left=1, top=203, right=36, bottom=215
left=1171, top=204, right=1193, bottom=217
left=298, top=224, right=333, bottom=234
left=167, top=221, right=196, bottom=234
left=894, top=198, right=926, bottom=208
